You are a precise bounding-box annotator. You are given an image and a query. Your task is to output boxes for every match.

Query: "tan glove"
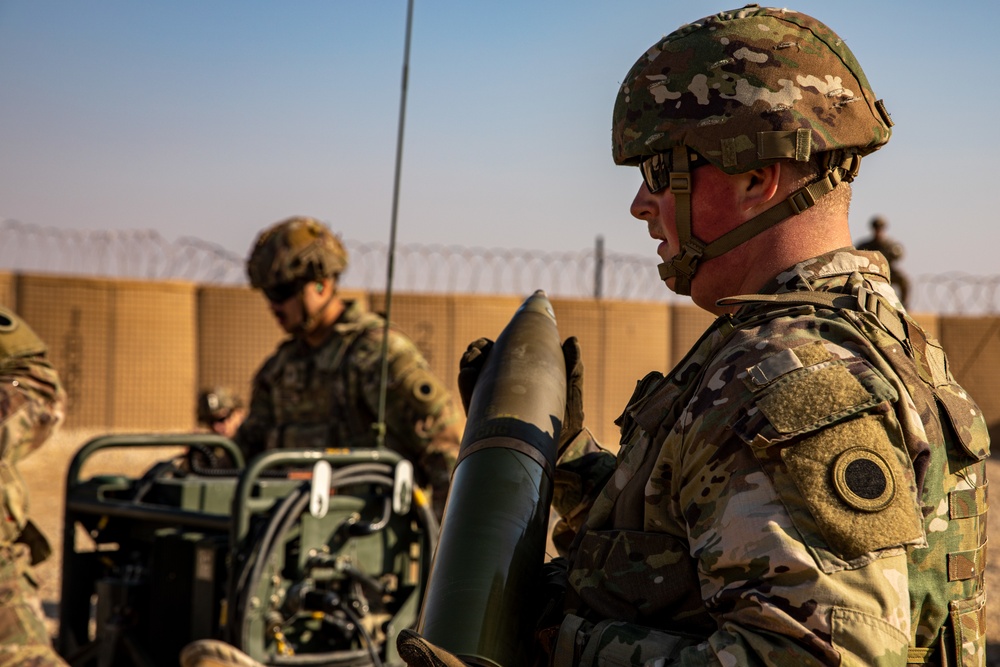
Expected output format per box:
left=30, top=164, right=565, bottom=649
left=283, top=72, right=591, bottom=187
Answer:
left=558, top=336, right=585, bottom=454
left=456, top=337, right=494, bottom=414
left=396, top=629, right=469, bottom=667
left=179, top=640, right=265, bottom=667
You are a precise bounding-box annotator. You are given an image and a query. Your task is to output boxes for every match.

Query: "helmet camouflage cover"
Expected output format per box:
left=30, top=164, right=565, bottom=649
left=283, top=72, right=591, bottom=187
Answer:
left=612, top=4, right=893, bottom=171
left=0, top=306, right=47, bottom=361
left=247, top=216, right=348, bottom=290
left=197, top=386, right=244, bottom=424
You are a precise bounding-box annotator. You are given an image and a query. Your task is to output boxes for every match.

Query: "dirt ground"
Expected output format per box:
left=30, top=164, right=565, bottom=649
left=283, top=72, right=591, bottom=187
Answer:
left=20, top=428, right=1000, bottom=664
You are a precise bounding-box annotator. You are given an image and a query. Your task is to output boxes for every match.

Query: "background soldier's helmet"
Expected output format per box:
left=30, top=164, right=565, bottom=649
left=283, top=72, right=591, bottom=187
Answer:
left=0, top=306, right=47, bottom=361
left=197, top=387, right=244, bottom=424
left=612, top=5, right=894, bottom=171
left=871, top=215, right=888, bottom=230
left=247, top=216, right=348, bottom=290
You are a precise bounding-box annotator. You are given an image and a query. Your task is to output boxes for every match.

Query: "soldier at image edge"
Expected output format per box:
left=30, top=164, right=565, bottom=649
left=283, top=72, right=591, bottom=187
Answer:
left=233, top=215, right=460, bottom=520
left=396, top=4, right=990, bottom=667
left=0, top=306, right=69, bottom=667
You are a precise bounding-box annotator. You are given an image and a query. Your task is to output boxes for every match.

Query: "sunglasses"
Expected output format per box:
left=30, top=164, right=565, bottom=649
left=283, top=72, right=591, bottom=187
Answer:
left=263, top=281, right=303, bottom=303
left=209, top=411, right=233, bottom=425
left=639, top=151, right=709, bottom=194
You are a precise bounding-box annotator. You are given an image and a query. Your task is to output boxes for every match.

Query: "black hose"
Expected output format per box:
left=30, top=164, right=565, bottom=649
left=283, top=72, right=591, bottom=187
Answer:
left=131, top=460, right=184, bottom=503
left=341, top=603, right=384, bottom=667
left=233, top=464, right=401, bottom=641
left=238, top=486, right=313, bottom=647
left=232, top=461, right=434, bottom=665
left=231, top=484, right=310, bottom=640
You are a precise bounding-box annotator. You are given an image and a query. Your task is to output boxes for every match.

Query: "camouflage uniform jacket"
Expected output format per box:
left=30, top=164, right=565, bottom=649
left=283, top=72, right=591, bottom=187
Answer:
left=552, top=249, right=989, bottom=666
left=235, top=300, right=460, bottom=512
left=0, top=312, right=68, bottom=667
left=1, top=351, right=64, bottom=550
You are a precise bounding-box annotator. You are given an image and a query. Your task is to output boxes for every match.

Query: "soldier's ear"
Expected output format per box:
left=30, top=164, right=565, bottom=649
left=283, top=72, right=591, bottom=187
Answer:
left=315, top=282, right=324, bottom=294
left=740, top=163, right=781, bottom=216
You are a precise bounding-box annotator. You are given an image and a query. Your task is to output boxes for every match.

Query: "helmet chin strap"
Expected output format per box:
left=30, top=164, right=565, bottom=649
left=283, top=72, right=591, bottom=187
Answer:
left=657, top=147, right=861, bottom=296
left=656, top=146, right=702, bottom=297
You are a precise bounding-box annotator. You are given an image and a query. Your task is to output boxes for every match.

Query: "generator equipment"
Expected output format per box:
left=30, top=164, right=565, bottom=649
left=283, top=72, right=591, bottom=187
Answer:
left=57, top=433, right=437, bottom=667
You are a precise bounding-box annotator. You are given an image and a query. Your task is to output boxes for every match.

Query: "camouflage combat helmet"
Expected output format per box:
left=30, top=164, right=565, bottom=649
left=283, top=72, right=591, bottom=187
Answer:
left=613, top=4, right=893, bottom=295
left=0, top=305, right=46, bottom=361
left=197, top=386, right=243, bottom=424
left=247, top=216, right=348, bottom=292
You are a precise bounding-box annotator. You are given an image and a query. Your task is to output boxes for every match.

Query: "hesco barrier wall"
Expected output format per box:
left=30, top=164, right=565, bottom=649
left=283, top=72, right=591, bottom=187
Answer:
left=2, top=272, right=997, bottom=447
left=15, top=274, right=198, bottom=430
left=939, top=317, right=1000, bottom=444
left=0, top=272, right=15, bottom=308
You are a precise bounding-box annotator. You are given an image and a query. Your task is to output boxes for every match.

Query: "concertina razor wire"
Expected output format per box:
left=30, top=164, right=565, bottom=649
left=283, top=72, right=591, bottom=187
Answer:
left=2, top=219, right=997, bottom=314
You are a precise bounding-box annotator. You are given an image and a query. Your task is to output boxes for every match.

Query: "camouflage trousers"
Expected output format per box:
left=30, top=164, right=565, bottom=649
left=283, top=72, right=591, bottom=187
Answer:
left=0, top=544, right=67, bottom=667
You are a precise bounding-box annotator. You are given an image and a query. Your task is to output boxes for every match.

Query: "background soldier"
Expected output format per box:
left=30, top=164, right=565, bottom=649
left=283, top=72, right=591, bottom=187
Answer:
left=236, top=215, right=460, bottom=519
left=196, top=386, right=246, bottom=440
left=0, top=306, right=68, bottom=667
left=397, top=5, right=989, bottom=667
left=857, top=215, right=910, bottom=307
left=181, top=219, right=463, bottom=667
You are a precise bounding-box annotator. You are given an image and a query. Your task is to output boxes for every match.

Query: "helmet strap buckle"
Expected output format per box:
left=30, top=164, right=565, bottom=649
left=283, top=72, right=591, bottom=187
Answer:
left=674, top=238, right=706, bottom=278
left=788, top=187, right=818, bottom=215
left=669, top=172, right=692, bottom=195
left=821, top=150, right=862, bottom=183
left=660, top=238, right=707, bottom=281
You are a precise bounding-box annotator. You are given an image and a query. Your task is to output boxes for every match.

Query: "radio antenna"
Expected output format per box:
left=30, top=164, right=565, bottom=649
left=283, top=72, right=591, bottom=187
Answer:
left=374, top=0, right=414, bottom=449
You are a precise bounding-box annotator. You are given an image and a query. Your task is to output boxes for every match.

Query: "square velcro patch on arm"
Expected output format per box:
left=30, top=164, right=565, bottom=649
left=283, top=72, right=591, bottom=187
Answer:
left=734, top=343, right=898, bottom=445
left=758, top=363, right=873, bottom=434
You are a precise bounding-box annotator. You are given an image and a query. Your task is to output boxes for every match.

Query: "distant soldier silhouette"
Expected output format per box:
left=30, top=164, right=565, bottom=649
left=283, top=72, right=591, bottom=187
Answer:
left=857, top=215, right=910, bottom=307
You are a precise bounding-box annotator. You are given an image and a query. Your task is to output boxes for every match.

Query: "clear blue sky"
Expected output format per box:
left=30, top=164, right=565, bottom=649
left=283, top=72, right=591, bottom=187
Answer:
left=2, top=1, right=998, bottom=281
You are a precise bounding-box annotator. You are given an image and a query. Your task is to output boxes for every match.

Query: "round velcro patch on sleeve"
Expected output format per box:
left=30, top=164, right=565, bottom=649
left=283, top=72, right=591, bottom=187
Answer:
left=832, top=447, right=895, bottom=512
left=775, top=414, right=924, bottom=560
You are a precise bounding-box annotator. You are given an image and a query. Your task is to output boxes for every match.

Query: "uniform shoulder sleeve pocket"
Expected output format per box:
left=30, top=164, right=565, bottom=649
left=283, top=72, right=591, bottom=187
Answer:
left=733, top=342, right=923, bottom=569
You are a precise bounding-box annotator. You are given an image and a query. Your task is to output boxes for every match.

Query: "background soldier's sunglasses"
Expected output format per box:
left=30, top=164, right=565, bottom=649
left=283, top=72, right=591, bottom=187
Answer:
left=639, top=151, right=709, bottom=194
left=263, top=281, right=304, bottom=303
left=209, top=411, right=233, bottom=425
